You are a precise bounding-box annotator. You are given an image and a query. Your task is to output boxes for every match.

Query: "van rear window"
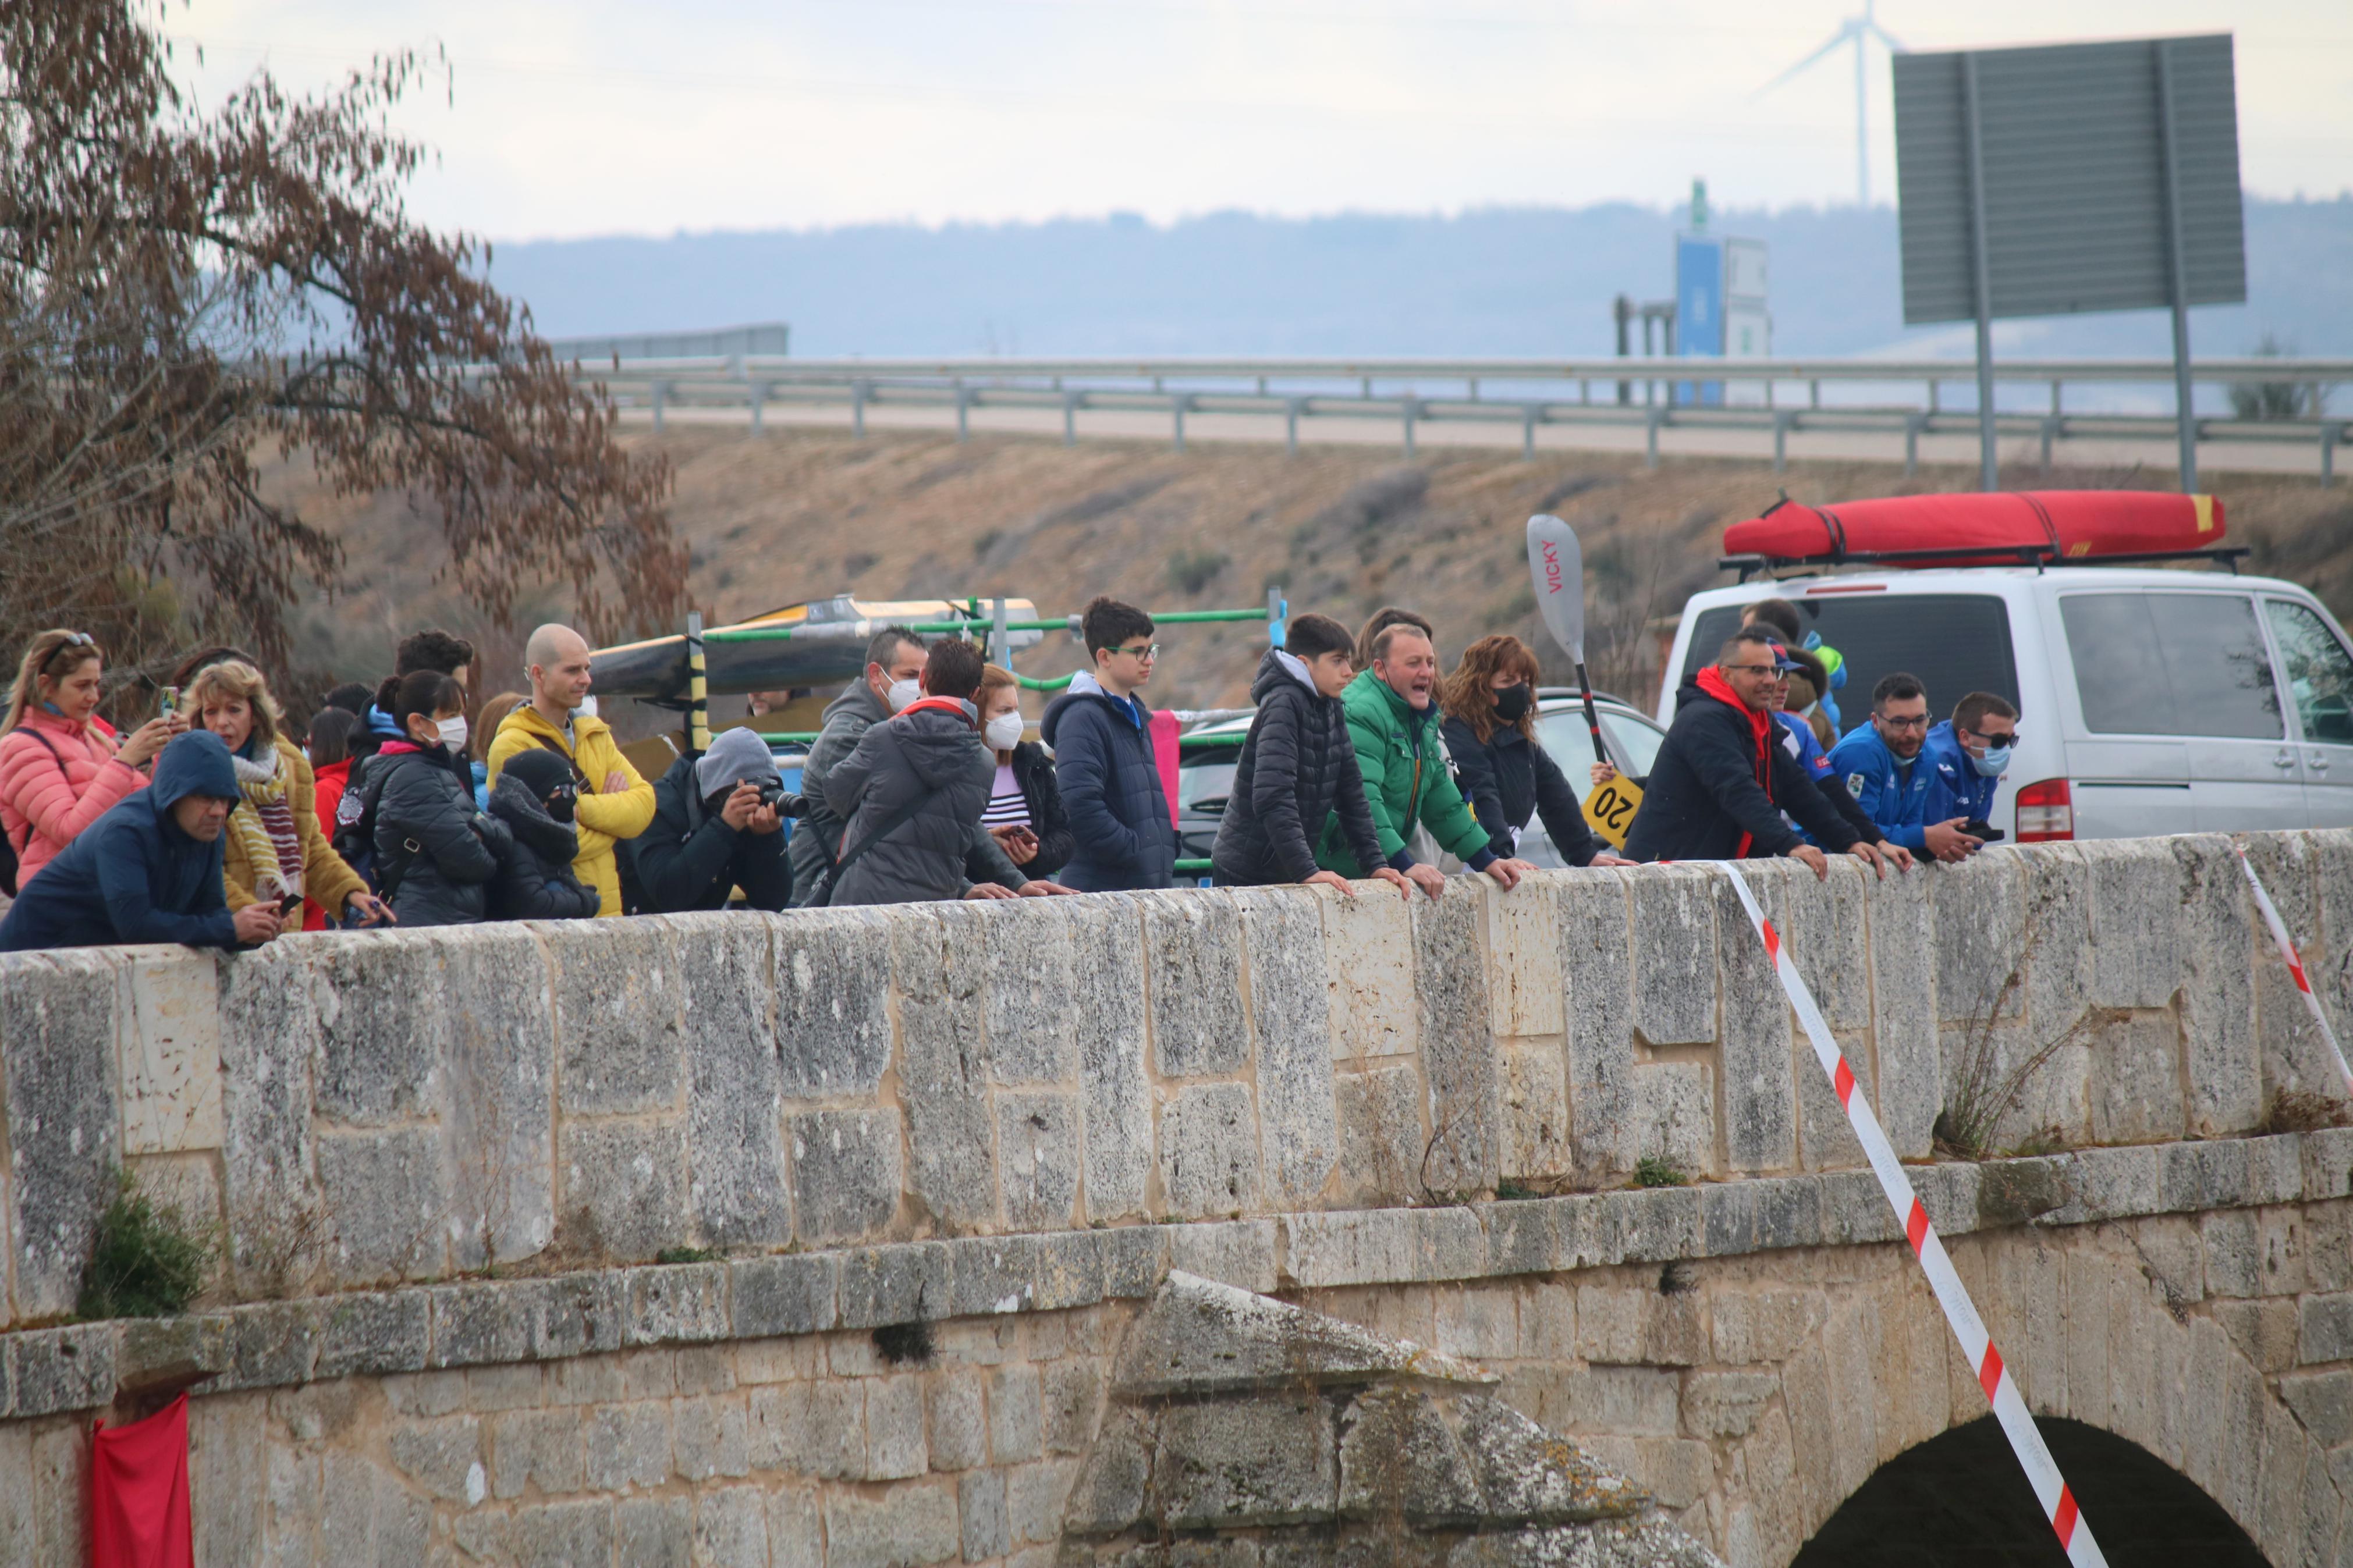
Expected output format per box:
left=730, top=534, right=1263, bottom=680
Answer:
left=2059, top=592, right=2283, bottom=739
left=1680, top=595, right=2018, bottom=738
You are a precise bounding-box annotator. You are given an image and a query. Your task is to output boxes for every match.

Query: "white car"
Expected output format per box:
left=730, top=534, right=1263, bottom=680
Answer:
left=1661, top=564, right=2353, bottom=841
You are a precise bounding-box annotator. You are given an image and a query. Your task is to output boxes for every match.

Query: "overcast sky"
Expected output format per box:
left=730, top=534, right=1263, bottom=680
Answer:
left=171, top=0, right=2352, bottom=241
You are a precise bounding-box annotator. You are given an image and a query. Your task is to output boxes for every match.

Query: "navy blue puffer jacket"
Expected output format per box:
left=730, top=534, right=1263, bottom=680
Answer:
left=1039, top=680, right=1176, bottom=893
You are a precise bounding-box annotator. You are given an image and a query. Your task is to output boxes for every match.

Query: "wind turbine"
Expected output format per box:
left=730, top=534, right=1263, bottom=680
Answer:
left=1758, top=0, right=1906, bottom=208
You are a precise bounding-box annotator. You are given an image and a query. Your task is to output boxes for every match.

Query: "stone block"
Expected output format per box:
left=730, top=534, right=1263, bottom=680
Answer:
left=1237, top=888, right=1341, bottom=1206
left=1333, top=1064, right=1423, bottom=1207
left=540, top=917, right=681, bottom=1114
left=388, top=1413, right=485, bottom=1504
left=1501, top=1043, right=1571, bottom=1182
left=1044, top=1359, right=1104, bottom=1455
left=1154, top=1393, right=1338, bottom=1528
left=1487, top=876, right=1567, bottom=1039
left=512, top=1498, right=614, bottom=1565
left=951, top=1234, right=1058, bottom=1318
left=1795, top=1040, right=1868, bottom=1171
left=892, top=904, right=999, bottom=1230
left=691, top=1485, right=766, bottom=1564
left=2078, top=838, right=2188, bottom=1010
left=2298, top=1293, right=2353, bottom=1365
left=1775, top=856, right=1872, bottom=1034
left=115, top=948, right=223, bottom=1155
left=1683, top=1369, right=1782, bottom=1438
left=307, top=934, right=444, bottom=1126
left=581, top=1400, right=670, bottom=1491
left=729, top=1253, right=837, bottom=1339
left=838, top=1240, right=953, bottom=1328
left=1415, top=877, right=1501, bottom=1196
left=825, top=1483, right=960, bottom=1568
left=1141, top=890, right=1250, bottom=1078
left=1159, top=1082, right=1262, bottom=1219
left=1933, top=851, right=2027, bottom=1027
left=790, top=1108, right=903, bottom=1244
left=960, top=1467, right=1011, bottom=1561
left=862, top=1373, right=928, bottom=1480
left=214, top=941, right=326, bottom=1298
left=1094, top=1224, right=1171, bottom=1299
left=673, top=1394, right=750, bottom=1481
left=2084, top=1008, right=2188, bottom=1145
left=1165, top=1219, right=1278, bottom=1294
left=1628, top=1062, right=1712, bottom=1179
left=2171, top=835, right=2265, bottom=1137
left=434, top=927, right=561, bottom=1271
left=1072, top=896, right=1153, bottom=1221
left=1819, top=1168, right=1901, bottom=1247
left=1337, top=1385, right=1482, bottom=1526
left=990, top=1363, right=1044, bottom=1463
left=8, top=1323, right=116, bottom=1415
left=2280, top=1369, right=2353, bottom=1449
left=316, top=1128, right=448, bottom=1283
left=1626, top=866, right=1716, bottom=1047
left=534, top=1272, right=628, bottom=1362
left=764, top=1487, right=822, bottom=1564
left=928, top=1371, right=987, bottom=1471
left=1319, top=879, right=1419, bottom=1060
left=1864, top=855, right=1940, bottom=1161
left=1711, top=1286, right=1828, bottom=1366
left=187, top=1391, right=264, bottom=1566
left=426, top=1280, right=530, bottom=1370
left=225, top=1299, right=321, bottom=1389
left=1713, top=865, right=1799, bottom=1174
left=773, top=906, right=896, bottom=1097
left=982, top=899, right=1082, bottom=1086
left=318, top=1289, right=430, bottom=1379
left=490, top=1407, right=583, bottom=1499
left=997, top=1090, right=1081, bottom=1228
left=558, top=1117, right=688, bottom=1263
left=1, top=949, right=124, bottom=1318
left=1557, top=872, right=1637, bottom=1177
left=676, top=914, right=792, bottom=1247
left=748, top=1378, right=864, bottom=1478
left=627, top=1263, right=729, bottom=1346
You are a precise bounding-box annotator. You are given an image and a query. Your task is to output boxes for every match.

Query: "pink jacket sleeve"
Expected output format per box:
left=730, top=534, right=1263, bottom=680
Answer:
left=0, top=731, right=144, bottom=857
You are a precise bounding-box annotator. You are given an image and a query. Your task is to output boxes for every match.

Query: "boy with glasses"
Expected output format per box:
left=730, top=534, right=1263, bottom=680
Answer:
left=1827, top=671, right=1983, bottom=862
left=1039, top=597, right=1179, bottom=891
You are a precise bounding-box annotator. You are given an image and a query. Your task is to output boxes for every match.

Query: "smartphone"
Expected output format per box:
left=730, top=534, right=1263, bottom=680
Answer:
left=1962, top=819, right=2007, bottom=843
left=277, top=893, right=304, bottom=917
left=159, top=685, right=180, bottom=720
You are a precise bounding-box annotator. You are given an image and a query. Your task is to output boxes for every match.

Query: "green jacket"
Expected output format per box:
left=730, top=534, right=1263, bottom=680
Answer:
left=1315, top=670, right=1496, bottom=877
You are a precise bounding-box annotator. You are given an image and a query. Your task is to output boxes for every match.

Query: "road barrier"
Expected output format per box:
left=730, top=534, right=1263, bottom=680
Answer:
left=2238, top=845, right=2353, bottom=1100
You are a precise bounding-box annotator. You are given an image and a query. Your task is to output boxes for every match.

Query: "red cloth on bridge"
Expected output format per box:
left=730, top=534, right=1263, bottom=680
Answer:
left=90, top=1393, right=194, bottom=1568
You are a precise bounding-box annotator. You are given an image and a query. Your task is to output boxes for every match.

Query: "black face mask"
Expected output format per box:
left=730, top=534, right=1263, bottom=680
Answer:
left=544, top=788, right=577, bottom=824
left=1492, top=682, right=1532, bottom=723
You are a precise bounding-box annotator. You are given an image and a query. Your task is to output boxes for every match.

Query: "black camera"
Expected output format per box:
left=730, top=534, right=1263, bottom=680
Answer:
left=1962, top=818, right=2005, bottom=842
left=753, top=774, right=807, bottom=818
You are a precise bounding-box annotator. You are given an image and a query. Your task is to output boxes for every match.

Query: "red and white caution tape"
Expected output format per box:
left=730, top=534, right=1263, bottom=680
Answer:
left=2235, top=844, right=2353, bottom=1101
left=1715, top=862, right=2107, bottom=1567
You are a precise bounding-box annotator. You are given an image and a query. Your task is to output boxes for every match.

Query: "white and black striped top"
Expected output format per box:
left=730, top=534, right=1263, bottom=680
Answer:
left=979, top=762, right=1030, bottom=830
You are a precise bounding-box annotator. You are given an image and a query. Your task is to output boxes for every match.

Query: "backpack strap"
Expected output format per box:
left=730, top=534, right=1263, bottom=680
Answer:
left=815, top=780, right=947, bottom=905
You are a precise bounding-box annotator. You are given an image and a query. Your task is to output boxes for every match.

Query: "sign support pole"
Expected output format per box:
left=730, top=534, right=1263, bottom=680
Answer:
left=1962, top=51, right=1999, bottom=494
left=2155, top=39, right=2199, bottom=493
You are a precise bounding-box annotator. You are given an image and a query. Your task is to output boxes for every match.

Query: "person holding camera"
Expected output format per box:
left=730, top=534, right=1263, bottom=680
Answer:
left=634, top=726, right=797, bottom=913
left=484, top=749, right=601, bottom=920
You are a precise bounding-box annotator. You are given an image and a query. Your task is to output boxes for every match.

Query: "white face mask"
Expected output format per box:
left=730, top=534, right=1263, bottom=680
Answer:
left=576, top=694, right=598, bottom=720
left=436, top=715, right=469, bottom=752
left=984, top=713, right=1025, bottom=752
left=886, top=678, right=922, bottom=713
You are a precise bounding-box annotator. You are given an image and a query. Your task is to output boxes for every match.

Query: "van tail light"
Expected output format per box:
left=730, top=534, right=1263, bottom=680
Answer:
left=2015, top=778, right=2074, bottom=842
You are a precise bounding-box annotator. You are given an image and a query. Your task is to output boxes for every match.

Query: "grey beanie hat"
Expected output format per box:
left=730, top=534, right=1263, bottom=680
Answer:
left=696, top=726, right=779, bottom=798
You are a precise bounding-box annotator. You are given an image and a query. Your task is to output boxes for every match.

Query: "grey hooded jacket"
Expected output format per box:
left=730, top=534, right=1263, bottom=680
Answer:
left=788, top=680, right=888, bottom=906
left=821, top=701, right=1026, bottom=906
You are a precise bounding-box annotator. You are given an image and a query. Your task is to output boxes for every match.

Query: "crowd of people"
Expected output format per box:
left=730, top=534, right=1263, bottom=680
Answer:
left=0, top=592, right=2017, bottom=954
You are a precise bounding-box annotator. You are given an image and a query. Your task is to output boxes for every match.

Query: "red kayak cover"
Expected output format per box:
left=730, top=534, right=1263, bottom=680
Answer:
left=90, top=1394, right=194, bottom=1568
left=1721, top=491, right=2223, bottom=568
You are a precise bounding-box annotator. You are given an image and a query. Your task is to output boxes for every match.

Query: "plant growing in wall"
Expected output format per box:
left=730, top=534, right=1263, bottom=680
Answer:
left=77, top=1169, right=214, bottom=1321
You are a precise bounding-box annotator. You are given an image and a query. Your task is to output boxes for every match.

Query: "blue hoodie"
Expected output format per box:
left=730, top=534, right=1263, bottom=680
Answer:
left=0, top=731, right=241, bottom=952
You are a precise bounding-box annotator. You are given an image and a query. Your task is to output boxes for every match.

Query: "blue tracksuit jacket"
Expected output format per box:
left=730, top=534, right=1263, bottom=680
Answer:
left=1825, top=723, right=1933, bottom=851
left=1920, top=720, right=2000, bottom=826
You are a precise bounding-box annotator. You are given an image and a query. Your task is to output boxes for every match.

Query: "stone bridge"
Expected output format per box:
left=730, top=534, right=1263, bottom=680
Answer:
left=1, top=830, right=2350, bottom=1566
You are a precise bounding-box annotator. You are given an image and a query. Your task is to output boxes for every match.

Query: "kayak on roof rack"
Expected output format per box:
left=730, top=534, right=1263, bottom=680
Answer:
left=1720, top=490, right=2228, bottom=574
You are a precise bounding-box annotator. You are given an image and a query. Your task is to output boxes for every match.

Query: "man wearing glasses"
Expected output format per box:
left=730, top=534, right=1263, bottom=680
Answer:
left=1039, top=596, right=1179, bottom=892
left=1829, top=673, right=1983, bottom=863
left=1919, top=692, right=2018, bottom=862
left=1624, top=627, right=1890, bottom=879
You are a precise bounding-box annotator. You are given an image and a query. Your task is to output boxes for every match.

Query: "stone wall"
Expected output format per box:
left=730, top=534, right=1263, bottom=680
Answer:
left=3, top=830, right=2351, bottom=1331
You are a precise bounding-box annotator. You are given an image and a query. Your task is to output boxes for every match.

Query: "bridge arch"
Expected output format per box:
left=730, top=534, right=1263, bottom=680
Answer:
left=1697, top=1223, right=2348, bottom=1568
left=1791, top=1414, right=2264, bottom=1565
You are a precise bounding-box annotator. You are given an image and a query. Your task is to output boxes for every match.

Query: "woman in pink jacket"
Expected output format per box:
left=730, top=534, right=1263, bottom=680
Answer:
left=1, top=630, right=175, bottom=888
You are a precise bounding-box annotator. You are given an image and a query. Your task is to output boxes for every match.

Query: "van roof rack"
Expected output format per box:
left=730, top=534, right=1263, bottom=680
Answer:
left=1717, top=545, right=2249, bottom=582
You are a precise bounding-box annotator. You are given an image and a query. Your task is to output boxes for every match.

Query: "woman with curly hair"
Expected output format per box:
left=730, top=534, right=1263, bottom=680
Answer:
left=1435, top=634, right=1631, bottom=870
left=186, top=660, right=393, bottom=929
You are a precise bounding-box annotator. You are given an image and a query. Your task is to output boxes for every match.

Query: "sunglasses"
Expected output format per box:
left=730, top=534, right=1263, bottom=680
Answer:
left=1962, top=726, right=2020, bottom=744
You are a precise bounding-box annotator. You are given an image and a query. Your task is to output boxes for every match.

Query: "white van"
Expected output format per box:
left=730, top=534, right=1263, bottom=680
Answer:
left=1659, top=566, right=2353, bottom=840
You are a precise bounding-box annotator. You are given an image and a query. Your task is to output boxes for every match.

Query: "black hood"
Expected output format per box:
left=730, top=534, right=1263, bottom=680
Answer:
left=1248, top=647, right=1322, bottom=706
left=489, top=769, right=578, bottom=863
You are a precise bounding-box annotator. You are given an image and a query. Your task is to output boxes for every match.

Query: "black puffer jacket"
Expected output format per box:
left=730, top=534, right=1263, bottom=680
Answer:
left=1211, top=650, right=1384, bottom=887
left=1440, top=714, right=1605, bottom=867
left=996, top=741, right=1075, bottom=880
left=369, top=744, right=501, bottom=926
left=1038, top=682, right=1175, bottom=893
left=822, top=701, right=1027, bottom=906
left=1622, top=674, right=1859, bottom=863
left=485, top=771, right=599, bottom=920
left=634, top=753, right=792, bottom=913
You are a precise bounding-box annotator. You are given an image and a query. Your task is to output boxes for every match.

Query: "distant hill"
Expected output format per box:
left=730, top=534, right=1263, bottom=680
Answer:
left=486, top=197, right=2353, bottom=367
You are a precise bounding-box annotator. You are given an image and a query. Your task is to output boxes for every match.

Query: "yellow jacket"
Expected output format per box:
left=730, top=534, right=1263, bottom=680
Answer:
left=487, top=704, right=655, bottom=917
left=222, top=737, right=367, bottom=919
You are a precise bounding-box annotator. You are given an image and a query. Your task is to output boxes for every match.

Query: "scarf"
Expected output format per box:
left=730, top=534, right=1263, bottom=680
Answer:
left=1695, top=666, right=1774, bottom=858
left=229, top=743, right=303, bottom=900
